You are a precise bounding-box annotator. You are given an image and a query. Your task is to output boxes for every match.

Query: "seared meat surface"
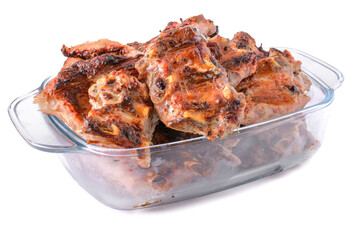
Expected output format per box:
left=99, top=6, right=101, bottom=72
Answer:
left=82, top=68, right=157, bottom=149
left=237, top=48, right=311, bottom=126
left=54, top=54, right=142, bottom=90
left=35, top=40, right=158, bottom=156
left=232, top=32, right=265, bottom=54
left=207, top=34, right=263, bottom=88
left=35, top=14, right=311, bottom=155
left=164, top=14, right=218, bottom=38
left=136, top=21, right=246, bottom=140
left=207, top=31, right=311, bottom=127
left=61, top=39, right=140, bottom=59
left=128, top=15, right=217, bottom=55
left=34, top=57, right=90, bottom=131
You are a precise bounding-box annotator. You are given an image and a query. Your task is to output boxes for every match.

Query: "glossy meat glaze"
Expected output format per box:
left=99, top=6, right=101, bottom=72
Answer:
left=34, top=14, right=311, bottom=167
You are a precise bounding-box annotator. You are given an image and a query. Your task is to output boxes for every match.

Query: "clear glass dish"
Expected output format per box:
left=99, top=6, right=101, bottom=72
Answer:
left=8, top=48, right=343, bottom=210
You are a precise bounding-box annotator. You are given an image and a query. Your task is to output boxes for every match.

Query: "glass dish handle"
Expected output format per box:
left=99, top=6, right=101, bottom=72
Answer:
left=8, top=88, right=79, bottom=153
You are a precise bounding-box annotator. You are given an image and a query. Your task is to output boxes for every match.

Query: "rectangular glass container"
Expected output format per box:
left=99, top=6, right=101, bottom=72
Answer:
left=8, top=48, right=343, bottom=210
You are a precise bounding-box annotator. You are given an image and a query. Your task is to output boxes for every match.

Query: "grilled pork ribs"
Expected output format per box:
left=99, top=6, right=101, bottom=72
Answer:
left=35, top=14, right=311, bottom=163
left=35, top=40, right=158, bottom=154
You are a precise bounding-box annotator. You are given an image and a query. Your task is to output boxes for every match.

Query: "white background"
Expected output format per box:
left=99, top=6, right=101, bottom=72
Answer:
left=1, top=0, right=359, bottom=239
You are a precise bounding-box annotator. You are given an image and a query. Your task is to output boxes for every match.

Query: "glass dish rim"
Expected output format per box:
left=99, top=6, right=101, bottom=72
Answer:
left=38, top=48, right=343, bottom=155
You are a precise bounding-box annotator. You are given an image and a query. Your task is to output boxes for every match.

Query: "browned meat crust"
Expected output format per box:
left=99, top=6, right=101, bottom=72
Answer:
left=207, top=35, right=263, bottom=88
left=128, top=15, right=217, bottom=57
left=163, top=14, right=217, bottom=38
left=232, top=31, right=266, bottom=54
left=55, top=53, right=143, bottom=90
left=81, top=68, right=158, bottom=150
left=35, top=14, right=312, bottom=156
left=237, top=48, right=311, bottom=126
left=61, top=39, right=139, bottom=59
left=35, top=40, right=156, bottom=156
left=136, top=24, right=246, bottom=140
left=34, top=57, right=89, bottom=131
left=34, top=78, right=93, bottom=131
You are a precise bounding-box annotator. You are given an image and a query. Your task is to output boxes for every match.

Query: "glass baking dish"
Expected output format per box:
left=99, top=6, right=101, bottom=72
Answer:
left=8, top=48, right=343, bottom=210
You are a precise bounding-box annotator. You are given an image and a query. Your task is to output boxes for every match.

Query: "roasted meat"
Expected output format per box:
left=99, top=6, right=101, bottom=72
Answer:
left=34, top=57, right=90, bottom=131
left=35, top=15, right=312, bottom=160
left=54, top=52, right=143, bottom=91
left=207, top=31, right=311, bottom=126
left=128, top=14, right=217, bottom=54
left=35, top=39, right=158, bottom=156
left=232, top=31, right=266, bottom=54
left=207, top=34, right=263, bottom=88
left=30, top=14, right=317, bottom=202
left=237, top=48, right=311, bottom=126
left=81, top=68, right=158, bottom=149
left=61, top=39, right=140, bottom=59
left=164, top=14, right=218, bottom=38
left=136, top=18, right=246, bottom=140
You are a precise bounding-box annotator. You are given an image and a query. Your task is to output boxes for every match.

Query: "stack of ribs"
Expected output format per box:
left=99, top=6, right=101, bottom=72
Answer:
left=35, top=15, right=313, bottom=171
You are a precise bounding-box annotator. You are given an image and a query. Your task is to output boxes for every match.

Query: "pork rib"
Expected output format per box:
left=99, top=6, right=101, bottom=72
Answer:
left=35, top=40, right=157, bottom=154
left=136, top=22, right=246, bottom=140
left=207, top=34, right=263, bottom=88
left=82, top=68, right=158, bottom=150
left=237, top=48, right=311, bottom=126
left=61, top=39, right=140, bottom=59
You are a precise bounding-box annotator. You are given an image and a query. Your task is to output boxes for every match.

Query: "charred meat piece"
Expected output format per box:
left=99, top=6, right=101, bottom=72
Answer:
left=237, top=48, right=311, bottom=126
left=128, top=14, right=217, bottom=55
left=36, top=15, right=312, bottom=155
left=82, top=68, right=158, bottom=151
left=232, top=32, right=267, bottom=55
left=136, top=24, right=246, bottom=140
left=164, top=14, right=217, bottom=38
left=207, top=35, right=263, bottom=88
left=35, top=40, right=158, bottom=154
left=56, top=40, right=143, bottom=91
left=35, top=40, right=143, bottom=132
left=54, top=54, right=143, bottom=90
left=34, top=57, right=91, bottom=131
left=61, top=39, right=140, bottom=59
left=34, top=79, right=93, bottom=132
